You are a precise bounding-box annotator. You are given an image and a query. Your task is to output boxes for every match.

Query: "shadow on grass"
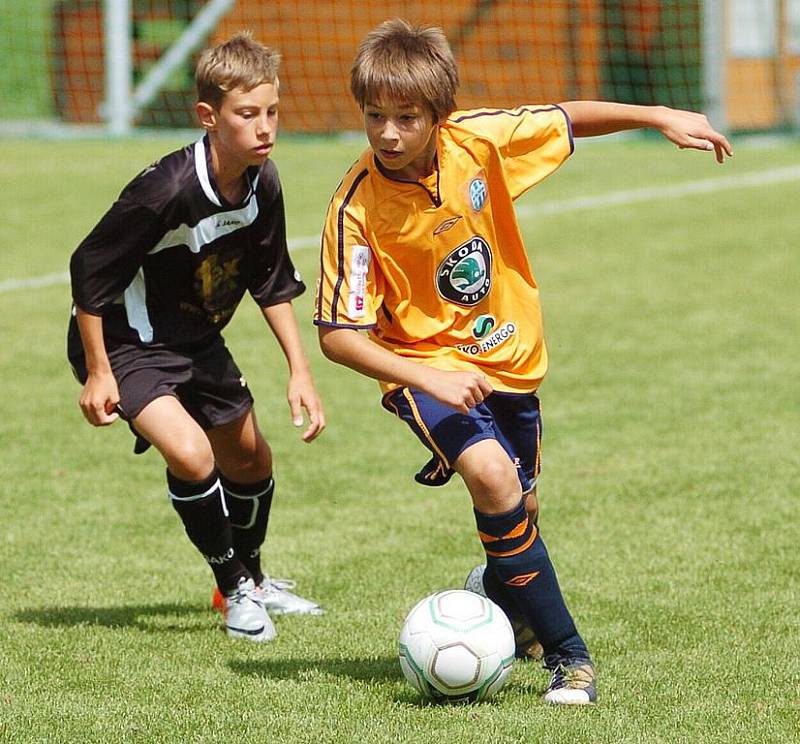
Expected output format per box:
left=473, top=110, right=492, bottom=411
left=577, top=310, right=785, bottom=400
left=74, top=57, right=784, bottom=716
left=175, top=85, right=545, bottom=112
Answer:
left=231, top=656, right=543, bottom=707
left=230, top=655, right=399, bottom=684
left=13, top=602, right=210, bottom=633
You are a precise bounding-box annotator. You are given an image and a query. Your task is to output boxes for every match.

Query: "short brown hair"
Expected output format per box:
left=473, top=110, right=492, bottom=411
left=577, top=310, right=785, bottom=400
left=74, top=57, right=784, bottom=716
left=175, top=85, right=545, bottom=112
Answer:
left=350, top=19, right=459, bottom=122
left=195, top=31, right=281, bottom=109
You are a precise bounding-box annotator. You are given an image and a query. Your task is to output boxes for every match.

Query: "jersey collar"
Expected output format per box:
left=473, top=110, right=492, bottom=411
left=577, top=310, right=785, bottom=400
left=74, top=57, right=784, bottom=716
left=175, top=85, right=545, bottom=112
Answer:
left=372, top=151, right=442, bottom=208
left=194, top=135, right=259, bottom=208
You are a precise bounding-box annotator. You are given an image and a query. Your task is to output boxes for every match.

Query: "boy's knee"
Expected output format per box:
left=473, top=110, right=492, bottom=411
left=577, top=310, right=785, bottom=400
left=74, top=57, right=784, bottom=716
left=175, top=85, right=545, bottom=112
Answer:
left=165, top=438, right=215, bottom=481
left=220, top=442, right=272, bottom=482
left=462, top=456, right=522, bottom=514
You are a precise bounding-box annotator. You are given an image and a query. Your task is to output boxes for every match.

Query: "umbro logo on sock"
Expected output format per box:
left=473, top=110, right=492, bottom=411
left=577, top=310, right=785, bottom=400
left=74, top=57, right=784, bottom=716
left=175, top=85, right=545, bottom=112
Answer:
left=504, top=571, right=540, bottom=587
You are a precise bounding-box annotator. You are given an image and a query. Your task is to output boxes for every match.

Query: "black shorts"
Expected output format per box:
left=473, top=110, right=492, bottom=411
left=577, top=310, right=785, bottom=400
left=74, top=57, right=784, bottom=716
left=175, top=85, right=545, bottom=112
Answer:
left=70, top=336, right=254, bottom=430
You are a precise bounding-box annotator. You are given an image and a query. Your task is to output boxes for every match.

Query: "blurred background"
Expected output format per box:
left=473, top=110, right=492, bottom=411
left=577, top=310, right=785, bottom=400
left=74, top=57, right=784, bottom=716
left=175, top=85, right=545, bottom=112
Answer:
left=3, top=0, right=800, bottom=137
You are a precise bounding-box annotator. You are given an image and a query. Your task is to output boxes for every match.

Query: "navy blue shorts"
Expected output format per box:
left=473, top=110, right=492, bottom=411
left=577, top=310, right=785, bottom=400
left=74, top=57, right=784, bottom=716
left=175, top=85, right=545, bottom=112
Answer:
left=382, top=388, right=542, bottom=492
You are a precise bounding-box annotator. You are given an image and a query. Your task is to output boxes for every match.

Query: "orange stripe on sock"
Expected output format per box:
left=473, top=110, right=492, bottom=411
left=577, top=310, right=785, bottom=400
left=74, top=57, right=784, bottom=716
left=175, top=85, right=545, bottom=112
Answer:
left=478, top=516, right=530, bottom=544
left=483, top=524, right=538, bottom=557
left=504, top=571, right=540, bottom=587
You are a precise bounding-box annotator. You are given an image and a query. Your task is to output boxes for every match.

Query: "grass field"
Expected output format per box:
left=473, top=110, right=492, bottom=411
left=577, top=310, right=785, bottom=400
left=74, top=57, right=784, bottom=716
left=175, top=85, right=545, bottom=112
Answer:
left=1, top=132, right=799, bottom=744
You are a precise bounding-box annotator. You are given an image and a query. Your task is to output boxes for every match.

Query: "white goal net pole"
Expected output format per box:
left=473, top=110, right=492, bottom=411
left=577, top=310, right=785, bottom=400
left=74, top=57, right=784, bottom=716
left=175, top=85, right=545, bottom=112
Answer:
left=102, top=0, right=234, bottom=134
left=702, top=0, right=727, bottom=132
left=104, top=0, right=133, bottom=135
left=130, top=0, right=236, bottom=119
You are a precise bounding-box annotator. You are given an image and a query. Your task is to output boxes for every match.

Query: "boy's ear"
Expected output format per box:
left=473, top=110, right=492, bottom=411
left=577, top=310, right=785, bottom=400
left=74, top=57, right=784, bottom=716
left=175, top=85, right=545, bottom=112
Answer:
left=196, top=101, right=216, bottom=131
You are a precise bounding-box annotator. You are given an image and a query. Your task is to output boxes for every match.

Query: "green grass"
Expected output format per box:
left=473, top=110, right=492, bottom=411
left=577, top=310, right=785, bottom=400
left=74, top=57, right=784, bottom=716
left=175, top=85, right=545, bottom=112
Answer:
left=1, top=134, right=799, bottom=743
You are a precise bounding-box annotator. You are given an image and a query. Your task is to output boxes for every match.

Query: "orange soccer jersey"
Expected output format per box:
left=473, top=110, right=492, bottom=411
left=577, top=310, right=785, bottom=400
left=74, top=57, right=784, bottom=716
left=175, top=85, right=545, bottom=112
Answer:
left=314, top=105, right=573, bottom=394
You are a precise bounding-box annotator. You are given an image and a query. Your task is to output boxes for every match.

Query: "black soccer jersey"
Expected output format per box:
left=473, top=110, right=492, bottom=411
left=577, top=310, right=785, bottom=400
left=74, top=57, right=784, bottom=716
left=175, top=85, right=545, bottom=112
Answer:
left=68, top=135, right=305, bottom=356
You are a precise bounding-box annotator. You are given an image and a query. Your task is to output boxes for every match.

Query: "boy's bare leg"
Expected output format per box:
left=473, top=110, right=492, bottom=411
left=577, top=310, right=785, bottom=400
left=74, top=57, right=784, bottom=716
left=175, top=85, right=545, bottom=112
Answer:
left=207, top=408, right=272, bottom=484
left=134, top=395, right=215, bottom=480
left=455, top=439, right=522, bottom=515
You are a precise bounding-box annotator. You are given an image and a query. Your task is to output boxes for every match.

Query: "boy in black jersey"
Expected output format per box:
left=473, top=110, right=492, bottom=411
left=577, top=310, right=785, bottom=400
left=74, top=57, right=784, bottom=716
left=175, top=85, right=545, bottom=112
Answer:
left=68, top=33, right=325, bottom=642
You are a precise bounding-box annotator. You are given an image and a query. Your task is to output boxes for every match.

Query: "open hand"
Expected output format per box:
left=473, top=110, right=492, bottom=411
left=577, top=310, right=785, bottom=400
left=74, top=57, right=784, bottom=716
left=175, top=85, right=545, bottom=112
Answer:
left=657, top=107, right=733, bottom=163
left=287, top=372, right=325, bottom=442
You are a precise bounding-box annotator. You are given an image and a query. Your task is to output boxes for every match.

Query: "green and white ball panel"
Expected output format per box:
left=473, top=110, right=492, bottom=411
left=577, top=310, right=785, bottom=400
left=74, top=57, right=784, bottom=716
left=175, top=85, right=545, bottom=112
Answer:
left=398, top=589, right=515, bottom=703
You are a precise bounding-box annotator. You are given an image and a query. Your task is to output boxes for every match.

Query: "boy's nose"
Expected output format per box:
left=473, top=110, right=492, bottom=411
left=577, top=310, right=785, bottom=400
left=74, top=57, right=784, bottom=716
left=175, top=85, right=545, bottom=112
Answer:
left=381, top=120, right=400, bottom=141
left=256, top=113, right=273, bottom=136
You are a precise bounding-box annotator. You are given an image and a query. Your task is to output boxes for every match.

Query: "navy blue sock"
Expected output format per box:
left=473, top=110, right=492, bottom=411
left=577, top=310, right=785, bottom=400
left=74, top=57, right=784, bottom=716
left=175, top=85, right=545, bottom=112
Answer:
left=220, top=475, right=274, bottom=585
left=474, top=499, right=589, bottom=659
left=167, top=469, right=249, bottom=595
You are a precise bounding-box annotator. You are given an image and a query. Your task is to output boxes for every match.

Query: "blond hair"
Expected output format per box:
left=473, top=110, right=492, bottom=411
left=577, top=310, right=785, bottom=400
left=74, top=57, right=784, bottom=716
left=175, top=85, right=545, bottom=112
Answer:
left=195, top=31, right=281, bottom=109
left=350, top=19, right=458, bottom=122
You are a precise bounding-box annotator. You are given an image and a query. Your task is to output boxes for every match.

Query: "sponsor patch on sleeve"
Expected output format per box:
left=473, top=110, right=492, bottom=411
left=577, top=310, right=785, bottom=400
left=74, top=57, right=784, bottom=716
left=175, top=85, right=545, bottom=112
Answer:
left=347, top=245, right=371, bottom=318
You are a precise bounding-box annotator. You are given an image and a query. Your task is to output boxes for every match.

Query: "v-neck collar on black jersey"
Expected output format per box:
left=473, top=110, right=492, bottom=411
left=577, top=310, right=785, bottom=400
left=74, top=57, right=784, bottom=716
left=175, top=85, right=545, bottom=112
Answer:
left=198, top=135, right=258, bottom=209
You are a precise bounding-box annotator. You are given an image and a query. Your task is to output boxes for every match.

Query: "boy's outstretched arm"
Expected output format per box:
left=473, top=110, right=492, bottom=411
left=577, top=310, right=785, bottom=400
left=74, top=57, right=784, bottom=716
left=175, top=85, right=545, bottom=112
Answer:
left=318, top=326, right=492, bottom=414
left=261, top=302, right=325, bottom=442
left=558, top=101, right=733, bottom=163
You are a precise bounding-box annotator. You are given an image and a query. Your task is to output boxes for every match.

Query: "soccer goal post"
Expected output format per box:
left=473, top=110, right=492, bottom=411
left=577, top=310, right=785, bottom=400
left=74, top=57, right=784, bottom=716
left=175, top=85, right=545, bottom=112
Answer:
left=104, top=0, right=234, bottom=135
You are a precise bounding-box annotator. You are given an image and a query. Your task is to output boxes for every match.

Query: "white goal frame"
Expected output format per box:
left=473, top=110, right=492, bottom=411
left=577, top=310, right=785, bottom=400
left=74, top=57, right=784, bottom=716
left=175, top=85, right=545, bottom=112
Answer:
left=103, top=0, right=235, bottom=135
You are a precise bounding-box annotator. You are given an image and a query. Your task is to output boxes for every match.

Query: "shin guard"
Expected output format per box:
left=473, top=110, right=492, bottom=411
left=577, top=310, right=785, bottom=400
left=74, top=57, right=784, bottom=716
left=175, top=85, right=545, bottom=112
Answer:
left=167, top=469, right=248, bottom=594
left=220, top=475, right=274, bottom=585
left=474, top=499, right=588, bottom=658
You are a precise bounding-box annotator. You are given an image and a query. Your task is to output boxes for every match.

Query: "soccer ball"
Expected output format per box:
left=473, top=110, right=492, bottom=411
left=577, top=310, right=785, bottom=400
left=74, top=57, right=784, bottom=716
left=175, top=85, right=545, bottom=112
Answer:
left=398, top=589, right=515, bottom=703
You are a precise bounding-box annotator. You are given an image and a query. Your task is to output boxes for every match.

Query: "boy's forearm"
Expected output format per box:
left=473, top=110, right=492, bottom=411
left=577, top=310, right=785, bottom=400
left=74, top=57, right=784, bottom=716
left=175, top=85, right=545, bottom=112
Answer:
left=559, top=100, right=732, bottom=162
left=318, top=326, right=429, bottom=390
left=558, top=101, right=668, bottom=138
left=260, top=302, right=312, bottom=375
left=75, top=307, right=113, bottom=375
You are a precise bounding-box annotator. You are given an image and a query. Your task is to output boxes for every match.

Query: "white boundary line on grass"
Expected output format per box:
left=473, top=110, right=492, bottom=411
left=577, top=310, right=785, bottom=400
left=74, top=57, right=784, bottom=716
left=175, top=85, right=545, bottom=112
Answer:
left=516, top=163, right=800, bottom=217
left=3, top=164, right=799, bottom=295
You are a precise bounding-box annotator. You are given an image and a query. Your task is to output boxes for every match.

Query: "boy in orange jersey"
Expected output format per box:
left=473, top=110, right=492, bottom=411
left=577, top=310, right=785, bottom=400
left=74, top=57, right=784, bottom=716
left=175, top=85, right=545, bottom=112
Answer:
left=314, top=19, right=731, bottom=703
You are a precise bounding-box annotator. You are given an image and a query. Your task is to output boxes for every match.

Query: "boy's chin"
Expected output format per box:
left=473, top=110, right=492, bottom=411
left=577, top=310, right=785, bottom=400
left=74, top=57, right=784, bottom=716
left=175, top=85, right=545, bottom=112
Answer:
left=376, top=154, right=406, bottom=170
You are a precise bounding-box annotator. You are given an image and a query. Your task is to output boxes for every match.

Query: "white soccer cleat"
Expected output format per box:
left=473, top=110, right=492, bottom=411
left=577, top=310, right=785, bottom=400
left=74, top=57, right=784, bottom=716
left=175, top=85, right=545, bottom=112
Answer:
left=257, top=576, right=325, bottom=616
left=464, top=564, right=487, bottom=596
left=543, top=655, right=597, bottom=705
left=223, top=577, right=276, bottom=642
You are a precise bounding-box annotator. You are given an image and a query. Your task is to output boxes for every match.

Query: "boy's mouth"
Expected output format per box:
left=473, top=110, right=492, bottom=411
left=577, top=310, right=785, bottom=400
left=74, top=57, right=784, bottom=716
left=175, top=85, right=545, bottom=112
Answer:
left=380, top=149, right=403, bottom=160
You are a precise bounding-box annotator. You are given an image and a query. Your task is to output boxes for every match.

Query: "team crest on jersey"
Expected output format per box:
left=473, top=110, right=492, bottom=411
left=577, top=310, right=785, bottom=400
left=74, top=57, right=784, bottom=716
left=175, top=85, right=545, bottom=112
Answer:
left=436, top=236, right=492, bottom=306
left=468, top=175, right=488, bottom=212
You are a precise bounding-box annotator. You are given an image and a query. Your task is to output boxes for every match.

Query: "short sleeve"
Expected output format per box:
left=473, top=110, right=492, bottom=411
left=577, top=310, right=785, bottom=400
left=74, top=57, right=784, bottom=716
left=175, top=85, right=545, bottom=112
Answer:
left=314, top=191, right=383, bottom=329
left=248, top=184, right=306, bottom=307
left=70, top=199, right=164, bottom=314
left=452, top=105, right=573, bottom=200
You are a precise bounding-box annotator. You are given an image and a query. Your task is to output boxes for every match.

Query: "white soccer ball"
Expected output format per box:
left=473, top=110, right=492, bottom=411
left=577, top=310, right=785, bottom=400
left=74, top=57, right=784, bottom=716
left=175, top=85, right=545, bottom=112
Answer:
left=398, top=589, right=515, bottom=703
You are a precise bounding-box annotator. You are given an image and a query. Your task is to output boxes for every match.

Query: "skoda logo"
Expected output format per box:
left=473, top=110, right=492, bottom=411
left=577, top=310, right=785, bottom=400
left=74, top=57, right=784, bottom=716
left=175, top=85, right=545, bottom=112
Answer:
left=436, top=236, right=493, bottom=306
left=469, top=177, right=487, bottom=212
